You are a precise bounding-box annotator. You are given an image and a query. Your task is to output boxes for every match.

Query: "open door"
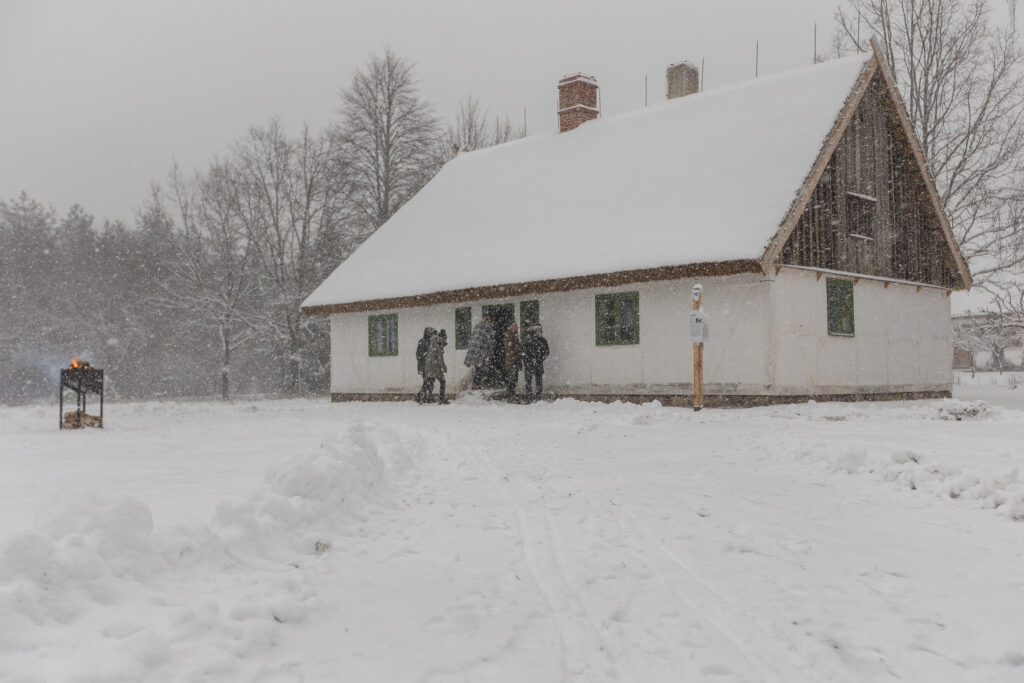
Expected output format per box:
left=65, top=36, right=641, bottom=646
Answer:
left=480, top=303, right=515, bottom=388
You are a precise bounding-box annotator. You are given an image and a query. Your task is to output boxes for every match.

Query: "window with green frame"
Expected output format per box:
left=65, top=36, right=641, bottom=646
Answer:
left=826, top=278, right=854, bottom=336
left=455, top=307, right=472, bottom=349
left=519, top=300, right=539, bottom=335
left=595, top=292, right=639, bottom=345
left=368, top=314, right=398, bottom=356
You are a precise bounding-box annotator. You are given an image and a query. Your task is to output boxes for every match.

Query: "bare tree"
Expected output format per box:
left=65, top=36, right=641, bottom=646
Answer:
left=160, top=163, right=260, bottom=399
left=833, top=0, right=1024, bottom=284
left=232, top=120, right=347, bottom=393
left=440, top=94, right=528, bottom=163
left=491, top=113, right=524, bottom=146
left=448, top=95, right=490, bottom=153
left=954, top=308, right=1024, bottom=371
left=333, top=49, right=441, bottom=232
left=979, top=247, right=1024, bottom=356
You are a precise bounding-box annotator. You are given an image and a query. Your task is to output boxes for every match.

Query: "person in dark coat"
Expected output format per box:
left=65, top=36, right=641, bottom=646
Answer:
left=415, top=327, right=437, bottom=403
left=464, top=317, right=495, bottom=389
left=424, top=329, right=449, bottom=404
left=503, top=322, right=522, bottom=402
left=522, top=323, right=550, bottom=402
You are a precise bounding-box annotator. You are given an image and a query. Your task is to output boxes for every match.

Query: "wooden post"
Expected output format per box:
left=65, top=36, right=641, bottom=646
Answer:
left=692, top=284, right=704, bottom=411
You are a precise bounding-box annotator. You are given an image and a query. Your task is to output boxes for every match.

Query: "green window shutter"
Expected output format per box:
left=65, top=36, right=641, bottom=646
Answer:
left=620, top=292, right=639, bottom=343
left=595, top=294, right=614, bottom=345
left=519, top=300, right=539, bottom=337
left=455, top=307, right=472, bottom=349
left=826, top=278, right=854, bottom=336
left=368, top=314, right=399, bottom=356
left=595, top=292, right=640, bottom=345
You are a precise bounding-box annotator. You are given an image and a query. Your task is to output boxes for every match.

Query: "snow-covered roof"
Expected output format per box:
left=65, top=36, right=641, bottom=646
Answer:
left=304, top=53, right=874, bottom=311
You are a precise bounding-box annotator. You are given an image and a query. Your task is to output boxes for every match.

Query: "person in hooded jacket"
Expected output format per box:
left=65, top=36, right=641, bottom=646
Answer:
left=415, top=327, right=437, bottom=403
left=522, top=323, right=550, bottom=402
left=463, top=316, right=495, bottom=389
left=424, top=329, right=449, bottom=404
left=503, top=322, right=522, bottom=402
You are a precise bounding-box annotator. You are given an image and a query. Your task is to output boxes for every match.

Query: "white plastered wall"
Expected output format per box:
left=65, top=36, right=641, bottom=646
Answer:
left=770, top=268, right=952, bottom=394
left=329, top=273, right=774, bottom=395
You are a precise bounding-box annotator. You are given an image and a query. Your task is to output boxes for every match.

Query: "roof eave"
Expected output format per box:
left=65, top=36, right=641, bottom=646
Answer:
left=301, top=259, right=763, bottom=315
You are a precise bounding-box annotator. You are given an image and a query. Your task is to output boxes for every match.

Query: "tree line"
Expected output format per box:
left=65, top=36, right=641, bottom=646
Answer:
left=0, top=50, right=523, bottom=403
left=7, top=1, right=1024, bottom=402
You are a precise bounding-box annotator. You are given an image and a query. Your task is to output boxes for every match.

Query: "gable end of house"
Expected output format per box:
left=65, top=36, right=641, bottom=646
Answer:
left=765, top=41, right=971, bottom=291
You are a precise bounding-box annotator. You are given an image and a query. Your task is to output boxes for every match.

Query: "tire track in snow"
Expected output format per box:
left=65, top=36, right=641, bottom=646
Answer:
left=473, top=457, right=619, bottom=681
left=605, top=501, right=824, bottom=682
left=420, top=412, right=849, bottom=680
left=471, top=444, right=783, bottom=681
left=470, top=423, right=821, bottom=682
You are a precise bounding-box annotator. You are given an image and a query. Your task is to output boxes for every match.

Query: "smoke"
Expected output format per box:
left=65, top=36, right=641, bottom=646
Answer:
left=0, top=345, right=103, bottom=405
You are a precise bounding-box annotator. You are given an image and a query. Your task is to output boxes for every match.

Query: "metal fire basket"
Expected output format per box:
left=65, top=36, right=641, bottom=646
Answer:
left=59, top=362, right=104, bottom=429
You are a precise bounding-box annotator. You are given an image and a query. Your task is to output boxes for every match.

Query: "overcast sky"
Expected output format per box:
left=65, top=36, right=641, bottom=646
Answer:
left=2, top=0, right=848, bottom=224
left=2, top=0, right=1017, bottom=227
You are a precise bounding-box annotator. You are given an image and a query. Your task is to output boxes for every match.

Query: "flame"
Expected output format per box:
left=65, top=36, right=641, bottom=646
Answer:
left=68, top=357, right=90, bottom=370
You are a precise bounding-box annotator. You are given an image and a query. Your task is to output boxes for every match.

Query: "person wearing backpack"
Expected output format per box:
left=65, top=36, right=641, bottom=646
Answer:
left=503, top=322, right=522, bottom=402
left=415, top=327, right=437, bottom=403
left=522, top=323, right=550, bottom=403
left=425, top=329, right=450, bottom=405
left=463, top=316, right=495, bottom=389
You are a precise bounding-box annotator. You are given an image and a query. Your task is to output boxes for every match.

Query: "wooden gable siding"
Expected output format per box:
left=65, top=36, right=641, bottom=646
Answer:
left=780, top=73, right=959, bottom=288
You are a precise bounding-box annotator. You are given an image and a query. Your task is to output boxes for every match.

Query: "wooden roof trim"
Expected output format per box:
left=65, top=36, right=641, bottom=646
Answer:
left=867, top=38, right=973, bottom=290
left=779, top=263, right=952, bottom=291
left=301, top=259, right=762, bottom=315
left=761, top=53, right=879, bottom=272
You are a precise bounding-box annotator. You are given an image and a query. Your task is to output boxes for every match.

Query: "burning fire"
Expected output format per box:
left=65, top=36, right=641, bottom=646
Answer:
left=68, top=357, right=91, bottom=370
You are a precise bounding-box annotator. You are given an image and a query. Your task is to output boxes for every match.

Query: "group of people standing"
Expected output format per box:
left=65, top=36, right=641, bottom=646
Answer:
left=415, top=313, right=550, bottom=405
left=465, top=315, right=550, bottom=403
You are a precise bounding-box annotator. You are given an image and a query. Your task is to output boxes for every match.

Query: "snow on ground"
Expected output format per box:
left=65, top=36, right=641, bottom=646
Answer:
left=1, top=385, right=1023, bottom=682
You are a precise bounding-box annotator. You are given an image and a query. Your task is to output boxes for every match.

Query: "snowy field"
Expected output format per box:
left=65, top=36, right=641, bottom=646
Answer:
left=2, top=386, right=1024, bottom=682
left=955, top=372, right=1024, bottom=412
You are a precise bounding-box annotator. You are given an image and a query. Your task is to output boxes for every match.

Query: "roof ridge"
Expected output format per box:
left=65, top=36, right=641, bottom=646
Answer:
left=453, top=51, right=874, bottom=162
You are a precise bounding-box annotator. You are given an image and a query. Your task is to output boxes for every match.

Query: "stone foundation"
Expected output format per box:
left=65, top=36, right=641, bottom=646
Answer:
left=330, top=390, right=952, bottom=407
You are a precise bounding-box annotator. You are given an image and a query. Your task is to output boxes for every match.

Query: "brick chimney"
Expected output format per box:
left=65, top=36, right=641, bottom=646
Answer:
left=557, top=73, right=599, bottom=133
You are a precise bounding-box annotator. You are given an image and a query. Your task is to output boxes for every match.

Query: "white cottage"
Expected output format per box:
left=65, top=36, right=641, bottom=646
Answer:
left=303, top=42, right=971, bottom=406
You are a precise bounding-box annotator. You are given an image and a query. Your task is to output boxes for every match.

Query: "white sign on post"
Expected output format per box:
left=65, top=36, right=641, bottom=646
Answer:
left=689, top=311, right=709, bottom=344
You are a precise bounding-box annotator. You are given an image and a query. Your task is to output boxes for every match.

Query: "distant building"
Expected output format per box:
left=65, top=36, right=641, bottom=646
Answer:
left=952, top=312, right=1024, bottom=371
left=303, top=41, right=971, bottom=406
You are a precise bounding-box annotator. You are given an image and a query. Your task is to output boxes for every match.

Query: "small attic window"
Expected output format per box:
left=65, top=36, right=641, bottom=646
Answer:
left=847, top=192, right=877, bottom=240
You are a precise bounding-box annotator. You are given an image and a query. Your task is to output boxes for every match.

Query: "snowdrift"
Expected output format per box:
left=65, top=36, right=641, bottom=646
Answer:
left=0, top=420, right=412, bottom=681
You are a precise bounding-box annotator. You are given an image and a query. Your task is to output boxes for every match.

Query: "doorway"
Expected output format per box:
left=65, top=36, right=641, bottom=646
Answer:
left=480, top=303, right=515, bottom=387
left=476, top=301, right=542, bottom=390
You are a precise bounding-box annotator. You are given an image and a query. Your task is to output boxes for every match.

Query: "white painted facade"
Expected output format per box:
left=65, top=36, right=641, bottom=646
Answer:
left=329, top=269, right=952, bottom=398
left=771, top=269, right=951, bottom=395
